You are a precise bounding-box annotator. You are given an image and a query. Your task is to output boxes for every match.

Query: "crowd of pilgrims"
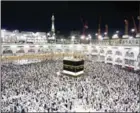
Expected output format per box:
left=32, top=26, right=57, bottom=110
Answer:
left=1, top=56, right=140, bottom=112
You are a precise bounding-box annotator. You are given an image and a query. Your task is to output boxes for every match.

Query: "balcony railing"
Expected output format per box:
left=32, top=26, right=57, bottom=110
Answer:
left=1, top=37, right=140, bottom=46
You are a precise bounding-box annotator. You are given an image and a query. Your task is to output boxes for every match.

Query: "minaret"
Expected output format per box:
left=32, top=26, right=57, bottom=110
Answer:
left=51, top=15, right=55, bottom=36
left=124, top=19, right=128, bottom=35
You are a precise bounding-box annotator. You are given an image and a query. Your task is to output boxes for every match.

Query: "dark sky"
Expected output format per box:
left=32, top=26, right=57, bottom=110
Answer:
left=1, top=1, right=140, bottom=35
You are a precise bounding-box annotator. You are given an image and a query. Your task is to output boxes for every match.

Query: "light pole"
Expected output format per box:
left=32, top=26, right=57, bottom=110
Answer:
left=61, top=38, right=64, bottom=58
left=131, top=28, right=135, bottom=37
left=95, top=33, right=98, bottom=44
left=116, top=31, right=121, bottom=45
left=80, top=35, right=85, bottom=44
left=88, top=34, right=92, bottom=44
left=71, top=36, right=75, bottom=58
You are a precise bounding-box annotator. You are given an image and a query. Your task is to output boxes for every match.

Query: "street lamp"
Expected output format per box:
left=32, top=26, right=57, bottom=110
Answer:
left=52, top=36, right=55, bottom=40
left=88, top=34, right=91, bottom=38
left=95, top=33, right=98, bottom=36
left=71, top=36, right=75, bottom=42
left=98, top=35, right=103, bottom=40
left=131, top=28, right=135, bottom=33
left=80, top=35, right=85, bottom=44
left=131, top=28, right=135, bottom=38
left=86, top=37, right=89, bottom=41
left=116, top=31, right=119, bottom=34
left=80, top=35, right=85, bottom=40
left=71, top=36, right=75, bottom=57
left=61, top=38, right=64, bottom=42
left=47, top=32, right=50, bottom=36
left=104, top=32, right=107, bottom=35
left=88, top=34, right=92, bottom=44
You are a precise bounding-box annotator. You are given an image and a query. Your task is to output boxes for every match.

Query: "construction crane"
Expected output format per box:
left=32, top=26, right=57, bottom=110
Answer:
left=81, top=17, right=88, bottom=36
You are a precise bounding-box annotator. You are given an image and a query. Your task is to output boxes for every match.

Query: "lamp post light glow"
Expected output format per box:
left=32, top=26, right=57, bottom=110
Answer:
left=95, top=33, right=98, bottom=36
left=61, top=38, right=64, bottom=42
left=80, top=35, right=85, bottom=40
left=104, top=32, right=107, bottom=35
left=88, top=34, right=92, bottom=44
left=88, top=34, right=91, bottom=39
left=116, top=31, right=119, bottom=34
left=47, top=33, right=50, bottom=36
left=71, top=36, right=75, bottom=42
left=131, top=29, right=135, bottom=33
left=86, top=37, right=89, bottom=40
left=98, top=35, right=103, bottom=40
left=52, top=36, right=55, bottom=40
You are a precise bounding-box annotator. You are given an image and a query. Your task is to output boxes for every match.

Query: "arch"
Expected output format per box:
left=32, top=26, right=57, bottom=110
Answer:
left=44, top=49, right=51, bottom=53
left=137, top=53, right=140, bottom=62
left=38, top=46, right=44, bottom=53
left=138, top=62, right=140, bottom=67
left=92, top=46, right=96, bottom=49
left=16, top=49, right=25, bottom=54
left=129, top=60, right=135, bottom=66
left=136, top=40, right=139, bottom=44
left=56, top=49, right=63, bottom=52
left=99, top=56, right=105, bottom=61
left=130, top=52, right=134, bottom=58
left=125, top=59, right=129, bottom=65
left=138, top=53, right=140, bottom=58
left=100, top=49, right=104, bottom=54
left=115, top=51, right=122, bottom=56
left=28, top=49, right=35, bottom=53
left=3, top=49, right=13, bottom=55
left=38, top=49, right=44, bottom=53
left=115, top=58, right=122, bottom=63
left=92, top=55, right=98, bottom=60
left=107, top=56, right=113, bottom=61
left=92, top=49, right=98, bottom=53
left=125, top=51, right=129, bottom=57
left=125, top=59, right=135, bottom=66
left=107, top=50, right=112, bottom=54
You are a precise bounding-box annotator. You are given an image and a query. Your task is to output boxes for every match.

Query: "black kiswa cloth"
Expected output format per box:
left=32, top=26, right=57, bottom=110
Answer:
left=63, top=65, right=84, bottom=73
left=63, top=60, right=84, bottom=66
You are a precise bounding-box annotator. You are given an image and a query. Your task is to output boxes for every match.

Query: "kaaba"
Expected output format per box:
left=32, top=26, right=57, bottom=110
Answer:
left=62, top=57, right=84, bottom=76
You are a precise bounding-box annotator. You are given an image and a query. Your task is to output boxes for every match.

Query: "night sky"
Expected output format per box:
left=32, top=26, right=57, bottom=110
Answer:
left=1, top=1, right=140, bottom=36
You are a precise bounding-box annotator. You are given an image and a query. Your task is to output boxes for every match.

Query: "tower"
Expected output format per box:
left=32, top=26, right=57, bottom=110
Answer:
left=51, top=15, right=55, bottom=36
left=124, top=19, right=128, bottom=35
